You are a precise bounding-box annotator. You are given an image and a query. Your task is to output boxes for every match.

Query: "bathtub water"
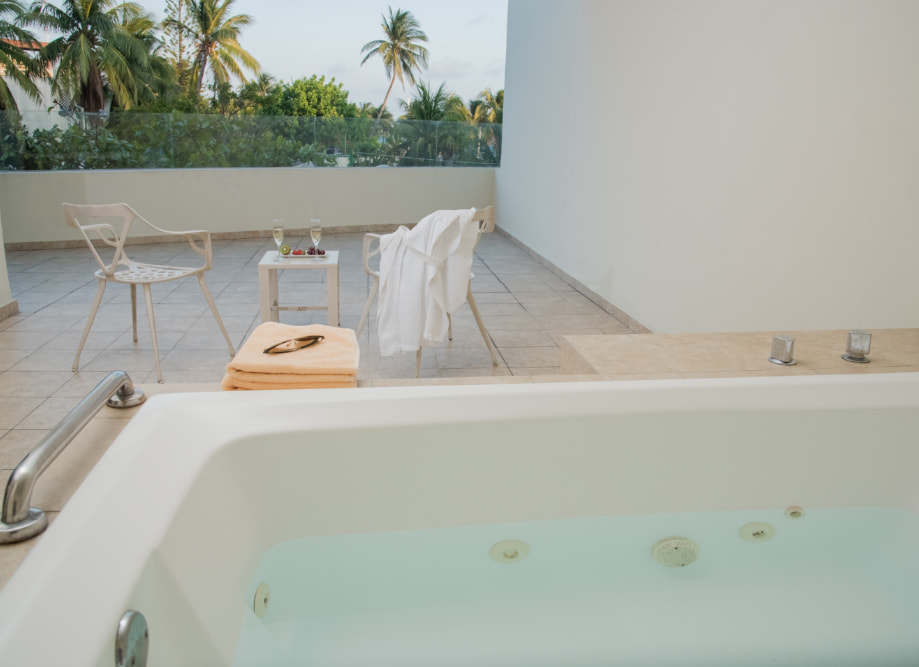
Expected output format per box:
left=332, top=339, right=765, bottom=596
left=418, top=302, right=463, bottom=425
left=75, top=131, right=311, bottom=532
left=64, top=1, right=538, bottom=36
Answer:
left=1, top=374, right=919, bottom=666
left=235, top=507, right=919, bottom=666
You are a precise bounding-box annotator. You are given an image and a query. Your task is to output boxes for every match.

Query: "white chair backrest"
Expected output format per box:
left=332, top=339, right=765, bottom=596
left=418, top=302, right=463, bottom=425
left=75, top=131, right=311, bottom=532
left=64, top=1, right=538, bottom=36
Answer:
left=63, top=203, right=142, bottom=276
left=474, top=206, right=495, bottom=236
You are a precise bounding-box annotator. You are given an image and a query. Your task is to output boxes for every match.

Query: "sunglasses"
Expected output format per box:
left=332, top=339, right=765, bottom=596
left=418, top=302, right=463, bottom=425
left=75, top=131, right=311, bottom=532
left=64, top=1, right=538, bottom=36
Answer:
left=263, top=335, right=325, bottom=354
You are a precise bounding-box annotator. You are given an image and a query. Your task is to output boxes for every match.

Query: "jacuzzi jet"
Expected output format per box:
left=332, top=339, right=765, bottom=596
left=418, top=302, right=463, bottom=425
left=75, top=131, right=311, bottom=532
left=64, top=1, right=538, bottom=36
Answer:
left=651, top=537, right=699, bottom=567
left=785, top=505, right=805, bottom=519
left=739, top=522, right=775, bottom=543
left=489, top=539, right=530, bottom=564
left=253, top=582, right=270, bottom=618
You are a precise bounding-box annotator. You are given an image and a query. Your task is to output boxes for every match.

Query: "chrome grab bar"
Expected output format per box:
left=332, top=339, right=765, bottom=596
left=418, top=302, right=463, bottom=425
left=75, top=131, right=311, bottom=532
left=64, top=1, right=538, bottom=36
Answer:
left=0, top=370, right=146, bottom=544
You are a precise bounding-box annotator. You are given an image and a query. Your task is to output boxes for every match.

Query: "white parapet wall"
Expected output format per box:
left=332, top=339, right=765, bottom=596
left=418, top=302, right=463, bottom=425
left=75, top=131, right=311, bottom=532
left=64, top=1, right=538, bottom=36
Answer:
left=0, top=167, right=496, bottom=245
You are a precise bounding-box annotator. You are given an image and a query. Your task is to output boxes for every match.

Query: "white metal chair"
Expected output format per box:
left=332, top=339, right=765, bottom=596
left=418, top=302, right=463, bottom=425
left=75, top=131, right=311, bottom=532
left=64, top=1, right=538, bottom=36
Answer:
left=356, top=206, right=500, bottom=376
left=63, top=203, right=236, bottom=383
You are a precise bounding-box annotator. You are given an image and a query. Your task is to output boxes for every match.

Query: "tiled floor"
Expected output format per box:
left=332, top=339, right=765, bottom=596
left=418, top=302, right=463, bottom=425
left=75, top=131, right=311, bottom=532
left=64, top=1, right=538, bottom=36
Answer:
left=0, top=229, right=636, bottom=585
left=1, top=230, right=630, bottom=388
left=4, top=231, right=919, bottom=588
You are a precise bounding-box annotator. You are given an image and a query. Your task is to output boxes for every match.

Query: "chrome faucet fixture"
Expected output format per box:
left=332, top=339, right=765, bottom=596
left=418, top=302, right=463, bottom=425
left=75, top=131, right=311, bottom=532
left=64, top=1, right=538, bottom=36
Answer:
left=768, top=335, right=797, bottom=366
left=842, top=330, right=871, bottom=363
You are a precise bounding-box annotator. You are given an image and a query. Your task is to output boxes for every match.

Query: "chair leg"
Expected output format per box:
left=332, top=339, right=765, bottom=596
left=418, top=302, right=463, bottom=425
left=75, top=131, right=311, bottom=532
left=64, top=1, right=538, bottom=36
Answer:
left=415, top=348, right=422, bottom=378
left=448, top=314, right=453, bottom=341
left=73, top=279, right=107, bottom=372
left=356, top=275, right=379, bottom=338
left=142, top=283, right=164, bottom=384
left=197, top=274, right=236, bottom=357
left=130, top=284, right=138, bottom=343
left=467, top=287, right=500, bottom=367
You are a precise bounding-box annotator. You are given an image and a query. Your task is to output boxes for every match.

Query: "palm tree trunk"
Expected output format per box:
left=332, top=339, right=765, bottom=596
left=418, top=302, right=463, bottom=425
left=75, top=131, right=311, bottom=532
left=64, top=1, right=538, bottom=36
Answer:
left=194, top=48, right=210, bottom=96
left=373, top=72, right=397, bottom=130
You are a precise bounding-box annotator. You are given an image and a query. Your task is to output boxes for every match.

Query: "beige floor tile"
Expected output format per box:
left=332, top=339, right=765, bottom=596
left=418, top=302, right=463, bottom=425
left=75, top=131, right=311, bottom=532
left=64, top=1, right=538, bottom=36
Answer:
left=12, top=348, right=101, bottom=373
left=467, top=292, right=518, bottom=304
left=480, top=314, right=540, bottom=330
left=0, top=349, right=32, bottom=371
left=5, top=314, right=83, bottom=333
left=157, top=348, right=236, bottom=372
left=433, top=346, right=502, bottom=369
left=49, top=329, right=127, bottom=350
left=0, top=397, right=44, bottom=429
left=499, top=346, right=561, bottom=368
left=80, top=349, right=157, bottom=374
left=107, top=330, right=185, bottom=351
left=521, top=301, right=581, bottom=316
left=474, top=302, right=528, bottom=317
left=0, top=371, right=72, bottom=397
left=15, top=397, right=83, bottom=430
left=490, top=329, right=556, bottom=347
left=0, top=429, right=49, bottom=467
left=0, top=330, right=59, bottom=350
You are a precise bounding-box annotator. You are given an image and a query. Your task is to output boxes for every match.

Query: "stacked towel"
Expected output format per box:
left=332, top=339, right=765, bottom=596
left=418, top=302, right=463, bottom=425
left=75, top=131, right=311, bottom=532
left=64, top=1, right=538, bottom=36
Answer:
left=221, top=322, right=359, bottom=390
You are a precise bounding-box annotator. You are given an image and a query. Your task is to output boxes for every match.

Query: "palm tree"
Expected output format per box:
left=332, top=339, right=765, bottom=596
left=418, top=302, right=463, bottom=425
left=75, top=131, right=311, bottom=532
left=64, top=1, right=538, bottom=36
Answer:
left=401, top=81, right=466, bottom=122
left=183, top=0, right=260, bottom=97
left=114, top=4, right=175, bottom=107
left=0, top=0, right=42, bottom=114
left=397, top=81, right=470, bottom=164
left=360, top=6, right=428, bottom=123
left=24, top=0, right=153, bottom=112
left=477, top=88, right=503, bottom=124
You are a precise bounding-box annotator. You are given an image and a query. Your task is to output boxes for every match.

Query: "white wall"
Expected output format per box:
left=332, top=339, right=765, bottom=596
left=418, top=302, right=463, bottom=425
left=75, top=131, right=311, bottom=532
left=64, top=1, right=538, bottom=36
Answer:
left=0, top=167, right=495, bottom=244
left=499, top=0, right=919, bottom=332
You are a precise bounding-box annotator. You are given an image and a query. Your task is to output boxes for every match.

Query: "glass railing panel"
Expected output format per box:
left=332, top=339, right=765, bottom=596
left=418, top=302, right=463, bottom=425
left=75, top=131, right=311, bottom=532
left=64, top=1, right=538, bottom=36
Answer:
left=0, top=111, right=502, bottom=171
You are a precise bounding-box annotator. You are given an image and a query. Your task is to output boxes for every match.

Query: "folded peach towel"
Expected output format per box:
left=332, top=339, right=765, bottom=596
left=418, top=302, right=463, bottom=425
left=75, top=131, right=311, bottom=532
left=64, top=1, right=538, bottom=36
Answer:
left=221, top=323, right=359, bottom=391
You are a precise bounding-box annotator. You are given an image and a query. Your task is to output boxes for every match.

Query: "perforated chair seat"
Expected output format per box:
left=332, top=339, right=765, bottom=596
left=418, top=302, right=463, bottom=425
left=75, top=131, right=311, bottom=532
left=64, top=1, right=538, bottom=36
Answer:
left=99, top=264, right=197, bottom=283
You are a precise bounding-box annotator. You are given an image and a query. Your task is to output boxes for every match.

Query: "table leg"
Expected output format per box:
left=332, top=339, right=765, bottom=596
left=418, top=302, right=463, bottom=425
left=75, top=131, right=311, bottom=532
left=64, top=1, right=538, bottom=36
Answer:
left=328, top=263, right=340, bottom=326
left=259, top=265, right=279, bottom=323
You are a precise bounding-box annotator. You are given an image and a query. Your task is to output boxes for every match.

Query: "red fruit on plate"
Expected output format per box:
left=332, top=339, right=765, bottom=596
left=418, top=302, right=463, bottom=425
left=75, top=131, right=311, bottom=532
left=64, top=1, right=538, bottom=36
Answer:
left=292, top=248, right=304, bottom=255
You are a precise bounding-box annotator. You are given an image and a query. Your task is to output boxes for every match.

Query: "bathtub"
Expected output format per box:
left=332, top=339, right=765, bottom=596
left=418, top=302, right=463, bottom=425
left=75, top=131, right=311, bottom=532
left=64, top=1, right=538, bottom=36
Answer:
left=1, top=374, right=919, bottom=666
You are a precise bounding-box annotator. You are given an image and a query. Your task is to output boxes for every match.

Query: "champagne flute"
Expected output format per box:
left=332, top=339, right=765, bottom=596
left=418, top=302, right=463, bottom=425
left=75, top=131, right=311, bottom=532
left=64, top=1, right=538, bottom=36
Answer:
left=309, top=219, right=322, bottom=255
left=272, top=219, right=284, bottom=261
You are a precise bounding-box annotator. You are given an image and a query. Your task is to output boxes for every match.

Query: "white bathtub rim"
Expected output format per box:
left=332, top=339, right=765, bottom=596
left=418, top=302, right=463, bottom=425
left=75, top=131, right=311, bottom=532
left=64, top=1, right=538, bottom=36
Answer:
left=1, top=372, right=919, bottom=666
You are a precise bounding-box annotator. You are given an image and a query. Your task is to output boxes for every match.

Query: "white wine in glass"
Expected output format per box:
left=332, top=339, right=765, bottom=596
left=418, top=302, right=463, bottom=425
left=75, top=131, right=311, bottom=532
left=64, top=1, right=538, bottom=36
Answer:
left=309, top=219, right=322, bottom=254
left=272, top=220, right=284, bottom=261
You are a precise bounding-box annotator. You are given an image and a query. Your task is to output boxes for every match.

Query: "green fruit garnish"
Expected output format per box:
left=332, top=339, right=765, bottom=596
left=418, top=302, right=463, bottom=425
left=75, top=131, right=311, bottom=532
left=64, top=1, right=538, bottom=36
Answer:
left=279, top=244, right=291, bottom=255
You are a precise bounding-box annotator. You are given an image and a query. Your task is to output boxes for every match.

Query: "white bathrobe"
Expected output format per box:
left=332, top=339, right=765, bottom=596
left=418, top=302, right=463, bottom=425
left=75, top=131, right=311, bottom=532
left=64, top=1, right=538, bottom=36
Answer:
left=377, top=209, right=480, bottom=356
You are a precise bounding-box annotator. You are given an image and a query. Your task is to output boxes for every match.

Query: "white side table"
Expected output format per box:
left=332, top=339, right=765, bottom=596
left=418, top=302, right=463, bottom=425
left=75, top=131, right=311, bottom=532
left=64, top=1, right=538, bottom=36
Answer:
left=258, top=251, right=340, bottom=325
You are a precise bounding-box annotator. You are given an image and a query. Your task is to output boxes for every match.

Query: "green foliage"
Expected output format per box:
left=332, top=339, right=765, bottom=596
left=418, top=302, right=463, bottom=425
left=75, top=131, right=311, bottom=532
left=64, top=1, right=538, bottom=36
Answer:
left=259, top=76, right=358, bottom=118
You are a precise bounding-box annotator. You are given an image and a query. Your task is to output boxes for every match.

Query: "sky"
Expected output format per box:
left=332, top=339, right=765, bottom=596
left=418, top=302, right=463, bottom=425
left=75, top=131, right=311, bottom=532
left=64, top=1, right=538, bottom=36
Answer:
left=212, top=1, right=508, bottom=108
